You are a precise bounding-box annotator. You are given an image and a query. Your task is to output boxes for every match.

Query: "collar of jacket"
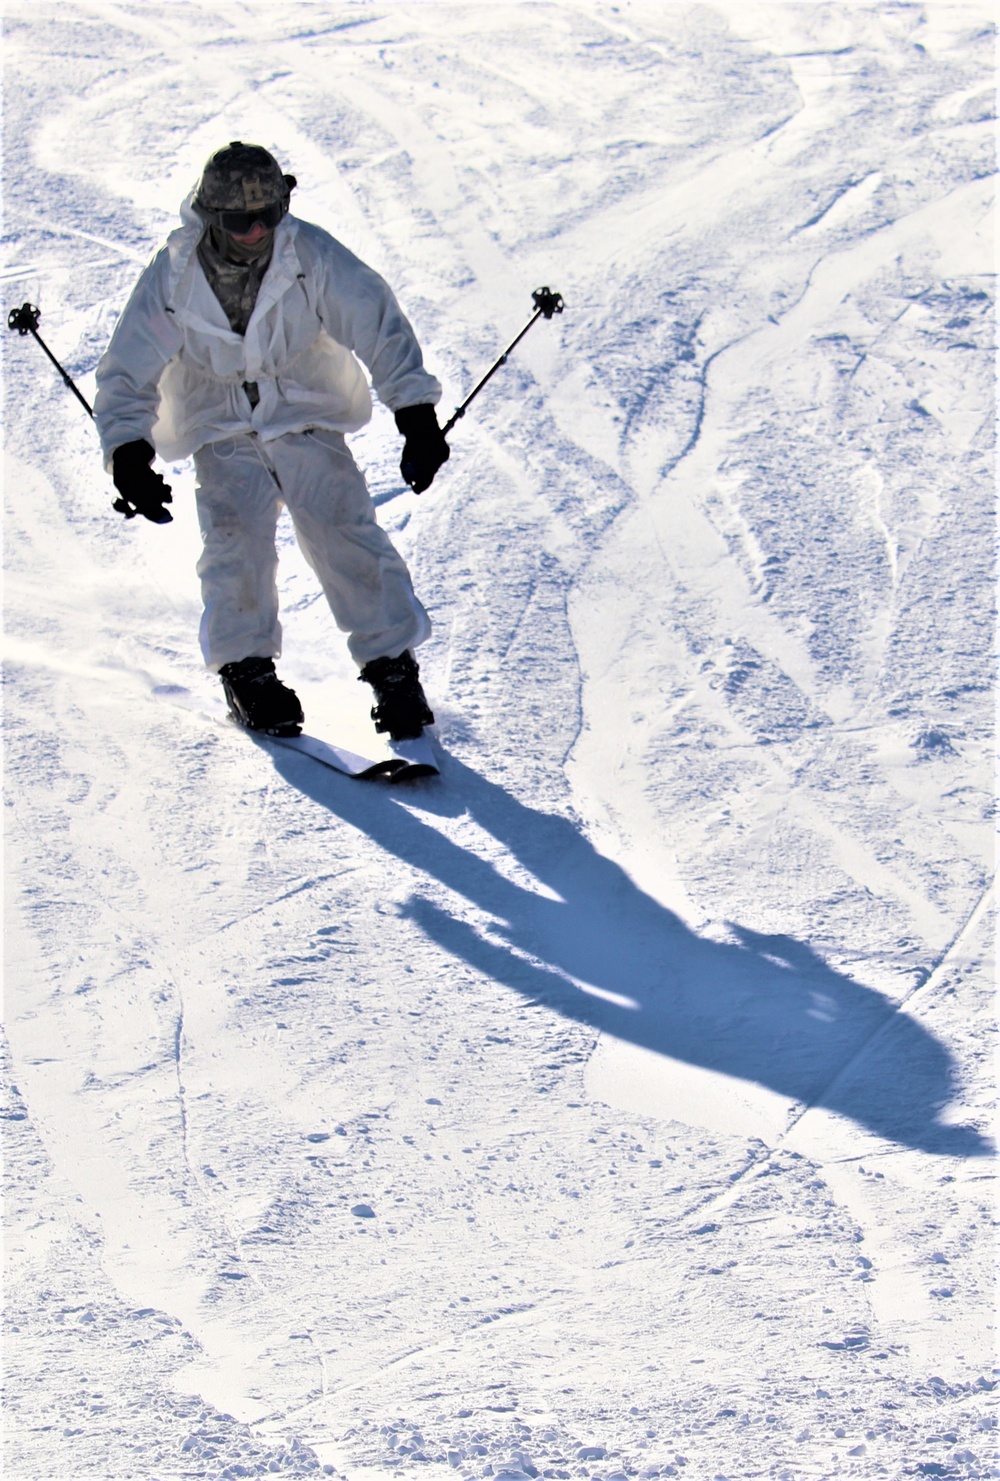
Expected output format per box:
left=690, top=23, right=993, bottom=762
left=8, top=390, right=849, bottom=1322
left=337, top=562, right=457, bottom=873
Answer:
left=165, top=188, right=302, bottom=339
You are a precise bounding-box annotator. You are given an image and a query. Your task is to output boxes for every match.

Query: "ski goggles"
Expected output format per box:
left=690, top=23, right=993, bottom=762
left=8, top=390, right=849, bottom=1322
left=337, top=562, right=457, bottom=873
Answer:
left=197, top=197, right=289, bottom=236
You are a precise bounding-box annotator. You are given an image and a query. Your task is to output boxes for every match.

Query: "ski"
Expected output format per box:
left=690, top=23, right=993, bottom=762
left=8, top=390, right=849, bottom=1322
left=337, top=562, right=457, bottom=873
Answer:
left=385, top=732, right=440, bottom=780
left=154, top=685, right=440, bottom=782
left=265, top=729, right=440, bottom=782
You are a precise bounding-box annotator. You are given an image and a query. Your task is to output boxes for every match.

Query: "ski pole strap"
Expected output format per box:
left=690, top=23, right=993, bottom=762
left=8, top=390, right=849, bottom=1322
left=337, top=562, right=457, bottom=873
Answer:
left=7, top=302, right=95, bottom=419
left=441, top=286, right=563, bottom=438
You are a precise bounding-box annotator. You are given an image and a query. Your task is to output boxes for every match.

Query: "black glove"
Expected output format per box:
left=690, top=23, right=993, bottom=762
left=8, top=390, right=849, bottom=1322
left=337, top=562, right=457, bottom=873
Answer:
left=395, top=404, right=450, bottom=494
left=111, top=439, right=173, bottom=524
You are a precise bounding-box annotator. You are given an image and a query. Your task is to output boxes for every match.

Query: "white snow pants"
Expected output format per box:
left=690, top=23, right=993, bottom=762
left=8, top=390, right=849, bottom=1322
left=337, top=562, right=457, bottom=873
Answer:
left=193, top=429, right=431, bottom=670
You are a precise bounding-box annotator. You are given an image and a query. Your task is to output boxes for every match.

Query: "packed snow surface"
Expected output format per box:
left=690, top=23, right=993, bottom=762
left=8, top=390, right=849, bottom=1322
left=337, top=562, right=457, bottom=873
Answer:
left=3, top=3, right=996, bottom=1479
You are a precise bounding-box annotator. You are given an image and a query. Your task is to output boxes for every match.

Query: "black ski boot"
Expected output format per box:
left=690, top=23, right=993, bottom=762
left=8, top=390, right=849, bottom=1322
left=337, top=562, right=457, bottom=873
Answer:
left=359, top=650, right=434, bottom=741
left=220, top=657, right=304, bottom=736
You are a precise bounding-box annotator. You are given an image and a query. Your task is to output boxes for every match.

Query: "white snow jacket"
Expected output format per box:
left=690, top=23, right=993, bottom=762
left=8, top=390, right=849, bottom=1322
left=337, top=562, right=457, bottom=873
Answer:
left=94, top=193, right=441, bottom=466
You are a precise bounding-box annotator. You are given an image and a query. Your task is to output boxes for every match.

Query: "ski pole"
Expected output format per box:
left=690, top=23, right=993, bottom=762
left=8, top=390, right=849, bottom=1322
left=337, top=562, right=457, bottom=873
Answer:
left=6, top=304, right=139, bottom=520
left=7, top=302, right=95, bottom=419
left=441, top=286, right=564, bottom=438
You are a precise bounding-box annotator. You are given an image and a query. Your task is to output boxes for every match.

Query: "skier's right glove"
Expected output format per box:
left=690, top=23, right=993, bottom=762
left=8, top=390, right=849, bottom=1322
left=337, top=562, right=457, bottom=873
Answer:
left=111, top=439, right=173, bottom=524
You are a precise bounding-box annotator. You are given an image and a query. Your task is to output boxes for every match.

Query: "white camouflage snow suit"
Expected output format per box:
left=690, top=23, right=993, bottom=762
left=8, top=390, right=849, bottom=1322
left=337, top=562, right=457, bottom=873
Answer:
left=94, top=192, right=439, bottom=669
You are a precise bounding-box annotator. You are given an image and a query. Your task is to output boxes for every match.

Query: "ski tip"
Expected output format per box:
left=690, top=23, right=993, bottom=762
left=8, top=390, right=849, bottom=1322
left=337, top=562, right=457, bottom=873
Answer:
left=388, top=762, right=440, bottom=783
left=357, top=759, right=410, bottom=780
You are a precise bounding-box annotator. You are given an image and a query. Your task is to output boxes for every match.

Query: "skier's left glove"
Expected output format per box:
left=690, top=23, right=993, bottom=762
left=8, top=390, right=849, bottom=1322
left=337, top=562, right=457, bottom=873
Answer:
left=111, top=439, right=173, bottom=524
left=395, top=404, right=450, bottom=494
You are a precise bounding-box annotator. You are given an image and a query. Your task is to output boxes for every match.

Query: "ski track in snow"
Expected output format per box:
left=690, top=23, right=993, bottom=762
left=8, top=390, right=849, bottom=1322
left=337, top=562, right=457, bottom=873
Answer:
left=3, top=3, right=996, bottom=1479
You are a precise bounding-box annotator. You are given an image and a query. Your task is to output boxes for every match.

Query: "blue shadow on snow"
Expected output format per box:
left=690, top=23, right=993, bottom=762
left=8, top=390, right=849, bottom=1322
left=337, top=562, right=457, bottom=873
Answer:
left=263, top=744, right=990, bottom=1159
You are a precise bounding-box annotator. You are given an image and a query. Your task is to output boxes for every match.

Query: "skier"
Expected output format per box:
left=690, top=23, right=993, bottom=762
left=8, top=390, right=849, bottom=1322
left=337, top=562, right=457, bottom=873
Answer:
left=94, top=141, right=449, bottom=741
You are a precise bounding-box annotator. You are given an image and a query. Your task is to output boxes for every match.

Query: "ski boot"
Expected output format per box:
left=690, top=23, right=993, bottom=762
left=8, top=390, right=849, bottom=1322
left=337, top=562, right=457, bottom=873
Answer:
left=219, top=657, right=304, bottom=737
left=359, top=650, right=434, bottom=741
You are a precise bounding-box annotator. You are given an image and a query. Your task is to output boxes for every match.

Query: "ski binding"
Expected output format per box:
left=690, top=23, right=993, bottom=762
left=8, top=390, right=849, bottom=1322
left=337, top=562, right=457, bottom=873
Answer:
left=154, top=684, right=440, bottom=782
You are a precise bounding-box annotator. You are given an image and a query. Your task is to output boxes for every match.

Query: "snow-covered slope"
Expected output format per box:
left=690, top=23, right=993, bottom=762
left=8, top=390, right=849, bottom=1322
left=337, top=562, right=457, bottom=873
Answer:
left=3, top=3, right=995, bottom=1478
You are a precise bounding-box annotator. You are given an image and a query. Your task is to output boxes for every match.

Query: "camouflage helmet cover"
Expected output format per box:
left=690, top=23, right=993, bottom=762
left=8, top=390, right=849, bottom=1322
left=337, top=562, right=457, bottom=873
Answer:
left=196, top=141, right=294, bottom=212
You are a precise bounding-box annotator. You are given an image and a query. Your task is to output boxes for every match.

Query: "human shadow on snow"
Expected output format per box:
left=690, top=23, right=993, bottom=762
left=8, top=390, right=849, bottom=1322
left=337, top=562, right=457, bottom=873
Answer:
left=265, top=745, right=989, bottom=1158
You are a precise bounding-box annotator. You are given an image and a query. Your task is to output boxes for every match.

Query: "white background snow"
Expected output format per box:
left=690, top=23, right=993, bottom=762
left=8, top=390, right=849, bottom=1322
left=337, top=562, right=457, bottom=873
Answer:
left=3, top=2, right=996, bottom=1478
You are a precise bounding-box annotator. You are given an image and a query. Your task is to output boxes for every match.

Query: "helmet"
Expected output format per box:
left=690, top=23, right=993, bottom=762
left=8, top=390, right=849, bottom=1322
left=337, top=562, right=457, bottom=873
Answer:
left=194, top=141, right=296, bottom=232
